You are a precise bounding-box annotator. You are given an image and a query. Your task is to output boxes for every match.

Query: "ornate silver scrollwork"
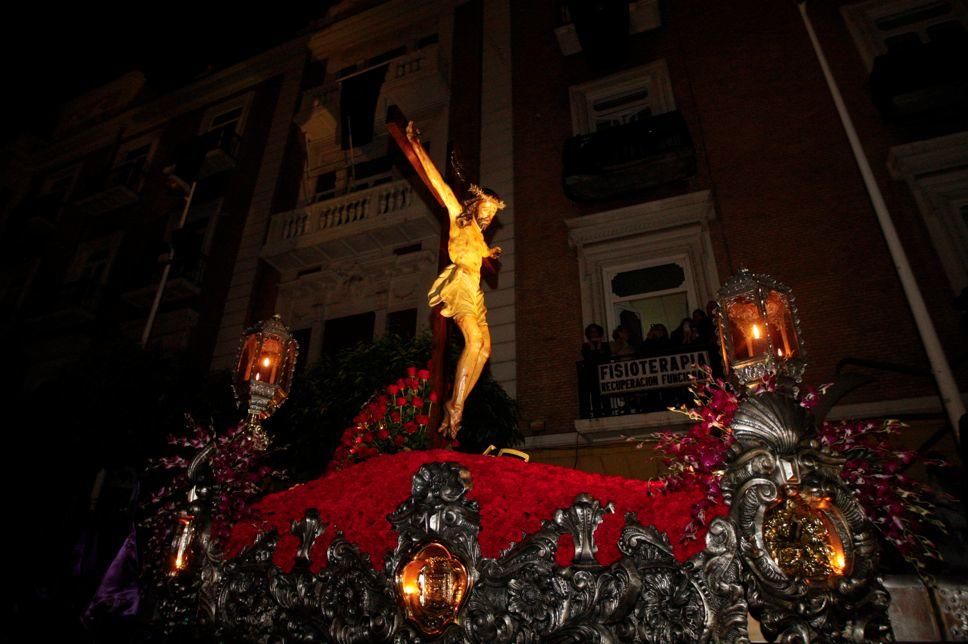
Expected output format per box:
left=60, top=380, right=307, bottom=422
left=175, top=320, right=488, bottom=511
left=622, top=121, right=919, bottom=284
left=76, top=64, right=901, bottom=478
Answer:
left=160, top=400, right=892, bottom=644
left=179, top=462, right=749, bottom=642
left=723, top=392, right=893, bottom=642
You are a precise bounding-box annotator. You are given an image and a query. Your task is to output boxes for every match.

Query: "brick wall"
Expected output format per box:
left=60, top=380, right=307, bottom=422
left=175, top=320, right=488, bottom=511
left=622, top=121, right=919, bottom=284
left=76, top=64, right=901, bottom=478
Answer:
left=511, top=0, right=967, bottom=438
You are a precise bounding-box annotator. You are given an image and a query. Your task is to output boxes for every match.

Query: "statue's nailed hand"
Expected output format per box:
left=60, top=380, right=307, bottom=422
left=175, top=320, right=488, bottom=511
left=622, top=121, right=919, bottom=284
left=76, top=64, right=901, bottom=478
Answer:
left=406, top=121, right=421, bottom=142
left=489, top=246, right=503, bottom=259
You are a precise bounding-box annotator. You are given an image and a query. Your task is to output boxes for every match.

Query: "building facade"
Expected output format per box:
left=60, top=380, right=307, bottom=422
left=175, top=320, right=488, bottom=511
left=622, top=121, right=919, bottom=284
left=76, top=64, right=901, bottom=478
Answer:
left=0, top=38, right=311, bottom=386
left=3, top=0, right=965, bottom=475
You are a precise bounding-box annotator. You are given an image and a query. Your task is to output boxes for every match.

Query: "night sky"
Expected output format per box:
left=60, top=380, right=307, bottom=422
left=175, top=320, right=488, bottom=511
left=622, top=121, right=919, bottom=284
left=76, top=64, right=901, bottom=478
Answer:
left=2, top=3, right=327, bottom=142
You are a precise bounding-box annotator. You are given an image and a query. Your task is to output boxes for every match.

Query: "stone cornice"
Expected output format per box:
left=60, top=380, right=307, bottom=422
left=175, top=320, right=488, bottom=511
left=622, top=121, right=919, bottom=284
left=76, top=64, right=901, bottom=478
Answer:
left=887, top=132, right=968, bottom=180
left=565, top=190, right=715, bottom=248
left=307, top=0, right=463, bottom=59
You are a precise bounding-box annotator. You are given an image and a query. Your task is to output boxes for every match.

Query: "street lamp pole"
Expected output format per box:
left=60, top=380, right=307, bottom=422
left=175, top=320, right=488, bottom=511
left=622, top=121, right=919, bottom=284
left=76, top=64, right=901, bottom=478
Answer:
left=797, top=1, right=965, bottom=444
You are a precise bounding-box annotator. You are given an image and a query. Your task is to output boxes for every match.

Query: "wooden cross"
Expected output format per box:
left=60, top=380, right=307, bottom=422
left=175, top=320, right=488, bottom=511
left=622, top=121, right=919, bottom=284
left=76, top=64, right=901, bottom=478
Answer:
left=386, top=106, right=453, bottom=438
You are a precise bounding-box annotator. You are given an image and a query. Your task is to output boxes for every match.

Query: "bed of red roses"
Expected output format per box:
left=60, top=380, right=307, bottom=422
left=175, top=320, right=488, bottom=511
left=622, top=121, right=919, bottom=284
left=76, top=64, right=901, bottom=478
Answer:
left=225, top=449, right=723, bottom=572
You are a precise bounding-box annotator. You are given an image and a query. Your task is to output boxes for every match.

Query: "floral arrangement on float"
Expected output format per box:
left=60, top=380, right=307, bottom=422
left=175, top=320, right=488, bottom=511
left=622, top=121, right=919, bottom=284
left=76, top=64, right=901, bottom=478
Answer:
left=650, top=368, right=950, bottom=571
left=651, top=266, right=952, bottom=573
left=142, top=418, right=284, bottom=575
left=328, top=365, right=445, bottom=471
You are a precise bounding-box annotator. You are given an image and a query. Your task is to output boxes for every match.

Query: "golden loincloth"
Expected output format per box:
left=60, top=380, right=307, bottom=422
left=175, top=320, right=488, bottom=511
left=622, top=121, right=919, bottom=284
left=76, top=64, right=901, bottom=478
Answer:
left=428, top=264, right=487, bottom=326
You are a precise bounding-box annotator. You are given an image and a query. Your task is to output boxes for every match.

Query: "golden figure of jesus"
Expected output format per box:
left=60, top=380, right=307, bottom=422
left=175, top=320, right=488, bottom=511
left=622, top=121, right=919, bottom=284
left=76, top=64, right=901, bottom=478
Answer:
left=406, top=123, right=505, bottom=438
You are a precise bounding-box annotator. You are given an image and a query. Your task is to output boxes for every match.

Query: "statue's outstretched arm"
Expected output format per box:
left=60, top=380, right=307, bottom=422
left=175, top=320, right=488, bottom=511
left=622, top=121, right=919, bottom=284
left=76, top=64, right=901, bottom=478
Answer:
left=406, top=122, right=462, bottom=219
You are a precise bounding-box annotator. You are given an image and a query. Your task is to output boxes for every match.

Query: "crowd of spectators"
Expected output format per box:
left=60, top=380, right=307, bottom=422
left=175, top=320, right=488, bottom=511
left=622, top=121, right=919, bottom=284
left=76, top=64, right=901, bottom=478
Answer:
left=581, top=303, right=718, bottom=363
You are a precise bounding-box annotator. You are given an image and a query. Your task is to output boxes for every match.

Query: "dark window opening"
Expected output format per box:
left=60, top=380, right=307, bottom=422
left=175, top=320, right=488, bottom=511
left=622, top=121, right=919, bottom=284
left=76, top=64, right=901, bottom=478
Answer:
left=393, top=243, right=422, bottom=256
left=322, top=312, right=375, bottom=358
left=339, top=64, right=389, bottom=150
left=292, top=327, right=312, bottom=373
left=611, top=263, right=686, bottom=297
left=416, top=33, right=440, bottom=49
left=386, top=308, right=417, bottom=340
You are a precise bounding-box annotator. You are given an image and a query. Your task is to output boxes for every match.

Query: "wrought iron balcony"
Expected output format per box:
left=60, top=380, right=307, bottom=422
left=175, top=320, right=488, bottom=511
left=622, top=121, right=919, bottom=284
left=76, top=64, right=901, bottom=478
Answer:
left=75, top=161, right=146, bottom=215
left=262, top=178, right=438, bottom=273
left=577, top=343, right=721, bottom=419
left=869, top=36, right=968, bottom=126
left=563, top=110, right=696, bottom=202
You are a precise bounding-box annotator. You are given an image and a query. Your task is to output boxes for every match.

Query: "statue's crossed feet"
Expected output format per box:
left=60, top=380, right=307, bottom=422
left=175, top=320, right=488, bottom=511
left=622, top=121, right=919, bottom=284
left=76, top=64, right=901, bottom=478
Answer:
left=439, top=401, right=463, bottom=439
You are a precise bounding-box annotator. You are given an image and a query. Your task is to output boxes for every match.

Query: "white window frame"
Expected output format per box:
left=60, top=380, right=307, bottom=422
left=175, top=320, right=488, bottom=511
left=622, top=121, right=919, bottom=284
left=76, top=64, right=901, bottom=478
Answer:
left=889, top=132, right=968, bottom=293
left=841, top=0, right=968, bottom=70
left=200, top=92, right=254, bottom=135
left=569, top=59, right=675, bottom=136
left=602, top=255, right=698, bottom=338
left=566, top=190, right=720, bottom=340
left=66, top=232, right=123, bottom=285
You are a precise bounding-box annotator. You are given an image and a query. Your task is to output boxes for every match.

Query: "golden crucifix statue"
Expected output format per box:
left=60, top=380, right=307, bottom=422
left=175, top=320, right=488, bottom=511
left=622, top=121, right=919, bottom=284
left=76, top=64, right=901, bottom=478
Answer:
left=400, top=122, right=505, bottom=438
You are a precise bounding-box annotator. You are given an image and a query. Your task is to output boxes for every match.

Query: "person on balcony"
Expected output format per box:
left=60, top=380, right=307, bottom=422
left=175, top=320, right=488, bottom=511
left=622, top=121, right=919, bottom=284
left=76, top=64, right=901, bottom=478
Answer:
left=610, top=325, right=636, bottom=356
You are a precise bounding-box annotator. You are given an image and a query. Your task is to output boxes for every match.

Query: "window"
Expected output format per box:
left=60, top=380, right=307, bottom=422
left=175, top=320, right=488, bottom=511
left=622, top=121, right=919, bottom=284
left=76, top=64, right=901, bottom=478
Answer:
left=569, top=60, right=675, bottom=135
left=210, top=106, right=244, bottom=133
left=322, top=311, right=376, bottom=358
left=566, top=190, right=720, bottom=344
left=67, top=233, right=123, bottom=292
left=606, top=261, right=693, bottom=344
left=292, top=327, right=312, bottom=373
left=842, top=0, right=968, bottom=69
left=888, top=132, right=968, bottom=293
left=386, top=308, right=417, bottom=340
left=111, top=139, right=155, bottom=190
left=201, top=94, right=252, bottom=136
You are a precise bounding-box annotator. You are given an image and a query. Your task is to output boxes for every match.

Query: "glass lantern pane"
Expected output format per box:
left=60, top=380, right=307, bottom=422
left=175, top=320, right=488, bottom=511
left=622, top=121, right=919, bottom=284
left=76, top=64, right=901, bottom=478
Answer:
left=238, top=335, right=260, bottom=382
left=255, top=337, right=284, bottom=385
left=764, top=291, right=799, bottom=359
left=726, top=296, right=769, bottom=362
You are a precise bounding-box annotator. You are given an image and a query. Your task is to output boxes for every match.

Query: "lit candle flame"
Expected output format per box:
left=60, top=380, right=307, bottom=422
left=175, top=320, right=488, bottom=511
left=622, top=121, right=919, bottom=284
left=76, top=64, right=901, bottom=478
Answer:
left=751, top=324, right=762, bottom=340
left=777, top=348, right=783, bottom=357
left=262, top=356, right=271, bottom=367
left=831, top=550, right=846, bottom=574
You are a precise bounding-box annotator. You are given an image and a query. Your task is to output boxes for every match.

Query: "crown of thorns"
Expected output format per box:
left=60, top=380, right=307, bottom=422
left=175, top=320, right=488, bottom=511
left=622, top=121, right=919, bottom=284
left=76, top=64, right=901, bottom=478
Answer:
left=467, top=184, right=506, bottom=209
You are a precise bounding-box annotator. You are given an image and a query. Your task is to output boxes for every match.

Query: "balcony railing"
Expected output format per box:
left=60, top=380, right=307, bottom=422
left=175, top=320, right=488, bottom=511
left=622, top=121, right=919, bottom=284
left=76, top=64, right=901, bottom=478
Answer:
left=75, top=161, right=146, bottom=215
left=563, top=110, right=696, bottom=201
left=577, top=344, right=721, bottom=419
left=869, top=36, right=968, bottom=126
left=263, top=178, right=434, bottom=272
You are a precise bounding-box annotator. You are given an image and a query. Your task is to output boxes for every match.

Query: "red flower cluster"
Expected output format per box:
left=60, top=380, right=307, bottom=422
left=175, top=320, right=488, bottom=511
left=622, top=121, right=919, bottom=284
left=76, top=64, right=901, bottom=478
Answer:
left=328, top=364, right=444, bottom=471
left=226, top=450, right=718, bottom=573
left=653, top=367, right=738, bottom=541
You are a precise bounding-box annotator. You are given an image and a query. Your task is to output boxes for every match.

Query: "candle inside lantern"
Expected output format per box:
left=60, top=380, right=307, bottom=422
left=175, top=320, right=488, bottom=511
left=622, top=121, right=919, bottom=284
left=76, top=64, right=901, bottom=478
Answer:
left=169, top=512, right=196, bottom=575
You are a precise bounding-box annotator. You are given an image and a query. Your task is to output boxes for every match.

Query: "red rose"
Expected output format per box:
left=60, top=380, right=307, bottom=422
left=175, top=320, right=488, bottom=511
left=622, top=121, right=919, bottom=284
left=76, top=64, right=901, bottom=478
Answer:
left=390, top=411, right=401, bottom=423
left=418, top=369, right=430, bottom=380
left=406, top=366, right=417, bottom=378
left=396, top=396, right=407, bottom=407
left=362, top=432, right=374, bottom=443
left=404, top=421, right=418, bottom=435
left=397, top=378, right=405, bottom=388
left=429, top=391, right=439, bottom=403
left=387, top=384, right=399, bottom=396
left=377, top=429, right=390, bottom=441
left=416, top=414, right=430, bottom=426
left=412, top=396, right=424, bottom=409
left=393, top=434, right=405, bottom=446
